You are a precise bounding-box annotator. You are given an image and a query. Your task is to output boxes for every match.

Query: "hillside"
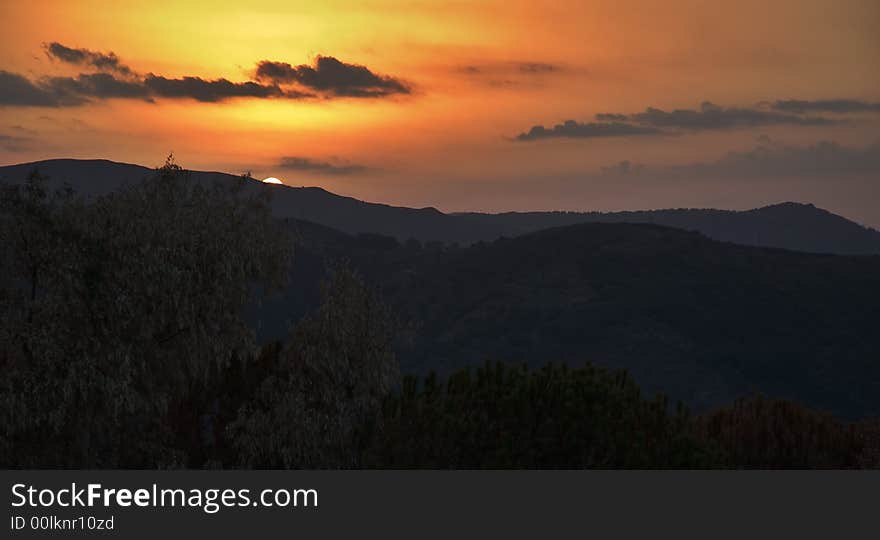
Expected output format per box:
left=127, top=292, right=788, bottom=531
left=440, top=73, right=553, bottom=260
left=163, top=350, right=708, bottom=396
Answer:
left=3, top=158, right=880, bottom=254
left=0, top=159, right=500, bottom=244
left=283, top=222, right=880, bottom=419
left=456, top=204, right=880, bottom=255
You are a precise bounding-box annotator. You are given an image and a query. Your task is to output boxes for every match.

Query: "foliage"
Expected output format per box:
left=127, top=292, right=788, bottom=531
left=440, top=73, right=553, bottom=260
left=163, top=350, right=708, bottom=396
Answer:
left=365, top=365, right=880, bottom=469
left=367, top=362, right=721, bottom=468
left=362, top=222, right=880, bottom=418
left=228, top=265, right=399, bottom=468
left=695, top=395, right=868, bottom=468
left=0, top=158, right=291, bottom=467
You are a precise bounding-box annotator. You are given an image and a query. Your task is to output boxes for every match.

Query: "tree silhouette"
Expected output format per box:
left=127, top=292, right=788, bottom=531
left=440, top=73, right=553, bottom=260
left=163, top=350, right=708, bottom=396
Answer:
left=0, top=159, right=291, bottom=467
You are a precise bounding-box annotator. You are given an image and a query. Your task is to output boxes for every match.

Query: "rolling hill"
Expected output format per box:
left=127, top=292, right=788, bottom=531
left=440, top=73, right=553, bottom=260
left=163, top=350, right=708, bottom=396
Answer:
left=457, top=204, right=880, bottom=255
left=272, top=221, right=880, bottom=419
left=2, top=158, right=879, bottom=254
left=0, top=158, right=499, bottom=244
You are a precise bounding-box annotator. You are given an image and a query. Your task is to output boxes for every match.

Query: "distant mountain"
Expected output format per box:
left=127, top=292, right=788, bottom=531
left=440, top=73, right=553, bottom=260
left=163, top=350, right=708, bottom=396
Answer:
left=456, top=204, right=880, bottom=255
left=0, top=158, right=498, bottom=244
left=246, top=219, right=880, bottom=418
left=3, top=158, right=879, bottom=254
left=344, top=223, right=880, bottom=419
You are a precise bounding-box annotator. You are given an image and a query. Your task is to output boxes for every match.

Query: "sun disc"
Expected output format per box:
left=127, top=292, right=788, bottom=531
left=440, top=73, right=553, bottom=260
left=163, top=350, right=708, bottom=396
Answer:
left=262, top=176, right=283, bottom=185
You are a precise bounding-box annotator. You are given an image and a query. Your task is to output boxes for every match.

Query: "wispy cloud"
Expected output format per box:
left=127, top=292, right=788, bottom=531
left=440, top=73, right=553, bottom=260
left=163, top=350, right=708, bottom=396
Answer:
left=515, top=100, right=840, bottom=141
left=771, top=99, right=880, bottom=114
left=0, top=133, right=32, bottom=151
left=600, top=140, right=880, bottom=179
left=43, top=42, right=136, bottom=77
left=516, top=120, right=661, bottom=141
left=456, top=60, right=562, bottom=89
left=602, top=101, right=832, bottom=130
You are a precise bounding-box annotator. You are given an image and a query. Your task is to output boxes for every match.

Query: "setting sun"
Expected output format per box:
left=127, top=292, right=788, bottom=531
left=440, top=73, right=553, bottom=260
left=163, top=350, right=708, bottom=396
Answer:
left=262, top=177, right=283, bottom=185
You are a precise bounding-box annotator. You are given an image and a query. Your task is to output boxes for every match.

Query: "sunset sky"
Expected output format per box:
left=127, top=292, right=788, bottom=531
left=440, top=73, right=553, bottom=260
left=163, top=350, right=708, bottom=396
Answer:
left=1, top=1, right=878, bottom=225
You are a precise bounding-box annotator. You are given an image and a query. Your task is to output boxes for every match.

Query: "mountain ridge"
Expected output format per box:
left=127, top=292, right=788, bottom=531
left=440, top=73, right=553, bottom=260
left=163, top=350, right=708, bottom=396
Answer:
left=2, top=158, right=879, bottom=254
left=367, top=221, right=880, bottom=418
left=241, top=217, right=880, bottom=419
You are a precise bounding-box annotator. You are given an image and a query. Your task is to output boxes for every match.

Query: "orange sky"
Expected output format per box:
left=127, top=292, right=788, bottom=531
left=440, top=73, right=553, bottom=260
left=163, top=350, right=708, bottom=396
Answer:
left=1, top=1, right=879, bottom=225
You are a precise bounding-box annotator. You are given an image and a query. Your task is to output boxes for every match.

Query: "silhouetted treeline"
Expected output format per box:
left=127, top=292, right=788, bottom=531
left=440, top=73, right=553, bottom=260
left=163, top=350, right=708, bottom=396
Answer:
left=695, top=395, right=877, bottom=468
left=366, top=362, right=717, bottom=468
left=364, top=362, right=880, bottom=469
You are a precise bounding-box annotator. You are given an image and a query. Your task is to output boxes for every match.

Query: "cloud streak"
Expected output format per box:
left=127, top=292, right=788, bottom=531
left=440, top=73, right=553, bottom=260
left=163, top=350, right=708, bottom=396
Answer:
left=460, top=61, right=560, bottom=75
left=607, top=101, right=832, bottom=130
left=43, top=42, right=135, bottom=77
left=516, top=120, right=662, bottom=141
left=601, top=140, right=880, bottom=179
left=772, top=99, right=880, bottom=114
left=278, top=156, right=368, bottom=175
left=516, top=101, right=841, bottom=141
left=516, top=62, right=558, bottom=74
left=0, top=71, right=78, bottom=107
left=0, top=133, right=32, bottom=152
left=457, top=60, right=562, bottom=89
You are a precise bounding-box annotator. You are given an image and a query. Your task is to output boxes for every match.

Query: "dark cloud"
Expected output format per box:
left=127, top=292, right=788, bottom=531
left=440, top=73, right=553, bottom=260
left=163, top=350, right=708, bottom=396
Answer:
left=0, top=71, right=311, bottom=106
left=772, top=99, right=880, bottom=114
left=43, top=42, right=135, bottom=77
left=2, top=44, right=404, bottom=107
left=602, top=140, right=880, bottom=179
left=595, top=113, right=629, bottom=122
left=278, top=156, right=368, bottom=175
left=0, top=71, right=78, bottom=106
left=515, top=120, right=662, bottom=141
left=683, top=140, right=880, bottom=177
left=517, top=62, right=558, bottom=73
left=624, top=101, right=832, bottom=130
left=143, top=75, right=308, bottom=102
left=0, top=72, right=150, bottom=107
left=517, top=101, right=841, bottom=142
left=255, top=56, right=410, bottom=97
left=46, top=73, right=151, bottom=101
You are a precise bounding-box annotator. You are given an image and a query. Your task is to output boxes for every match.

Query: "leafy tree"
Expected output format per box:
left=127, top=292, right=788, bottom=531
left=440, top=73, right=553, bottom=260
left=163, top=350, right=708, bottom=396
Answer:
left=0, top=157, right=291, bottom=467
left=229, top=265, right=399, bottom=468
left=367, top=362, right=721, bottom=468
left=695, top=395, right=865, bottom=468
